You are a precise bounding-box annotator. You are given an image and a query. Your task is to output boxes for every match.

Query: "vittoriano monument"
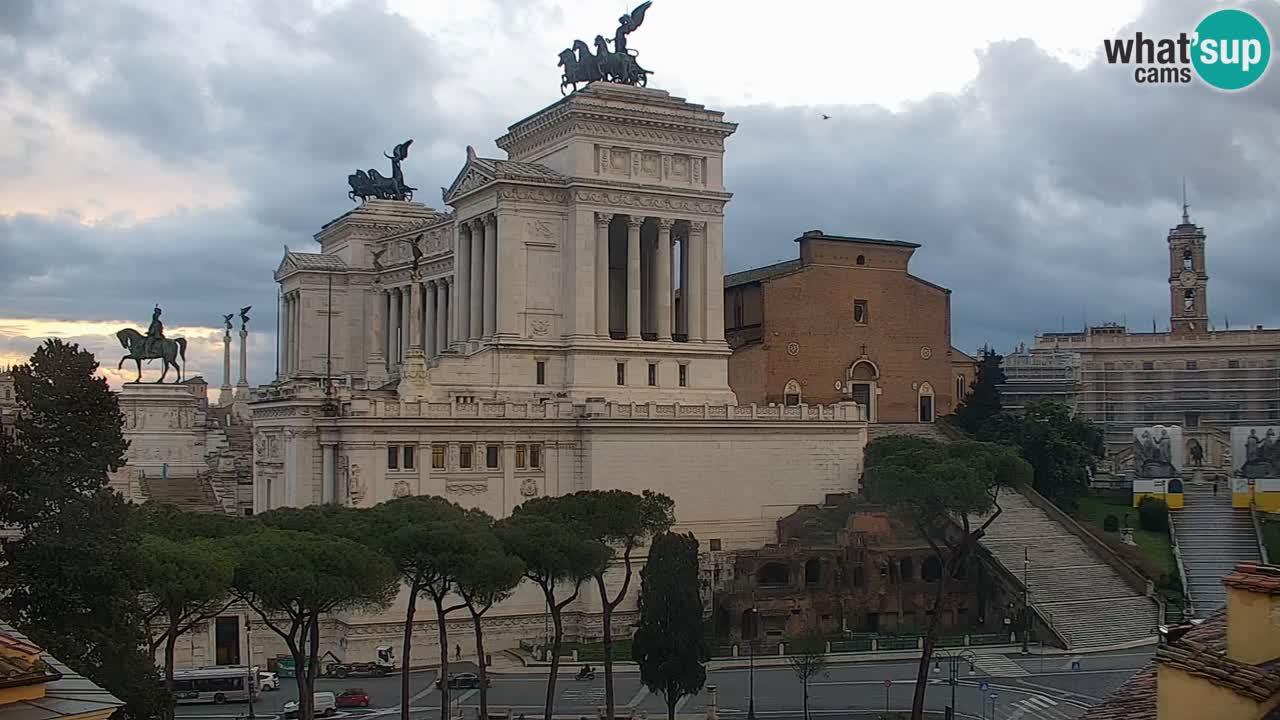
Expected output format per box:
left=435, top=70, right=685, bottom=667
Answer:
left=116, top=305, right=188, bottom=383
left=558, top=1, right=653, bottom=95
left=348, top=139, right=417, bottom=203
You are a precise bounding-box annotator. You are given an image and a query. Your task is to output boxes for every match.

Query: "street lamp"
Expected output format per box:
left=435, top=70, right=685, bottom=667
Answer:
left=246, top=621, right=256, bottom=720
left=745, top=607, right=759, bottom=720
left=931, top=648, right=977, bottom=719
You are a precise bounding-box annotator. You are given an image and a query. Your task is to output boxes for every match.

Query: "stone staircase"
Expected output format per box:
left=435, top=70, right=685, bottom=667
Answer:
left=979, top=489, right=1160, bottom=649
left=141, top=472, right=220, bottom=513
left=1173, top=482, right=1261, bottom=616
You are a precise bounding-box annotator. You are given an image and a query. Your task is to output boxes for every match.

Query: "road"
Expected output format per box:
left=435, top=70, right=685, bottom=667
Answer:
left=177, top=649, right=1151, bottom=720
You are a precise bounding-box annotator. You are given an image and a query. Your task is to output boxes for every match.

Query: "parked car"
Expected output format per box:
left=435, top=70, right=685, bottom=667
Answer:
left=435, top=673, right=490, bottom=690
left=258, top=672, right=279, bottom=691
left=284, top=692, right=337, bottom=718
left=336, top=688, right=371, bottom=708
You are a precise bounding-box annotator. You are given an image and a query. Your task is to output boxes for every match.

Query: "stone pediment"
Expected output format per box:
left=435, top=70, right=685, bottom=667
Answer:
left=275, top=248, right=348, bottom=279
left=443, top=146, right=497, bottom=204
left=443, top=146, right=567, bottom=205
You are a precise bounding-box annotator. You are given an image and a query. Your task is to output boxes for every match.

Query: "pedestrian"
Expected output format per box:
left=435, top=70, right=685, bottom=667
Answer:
left=1213, top=479, right=1219, bottom=496
left=455, top=644, right=461, bottom=662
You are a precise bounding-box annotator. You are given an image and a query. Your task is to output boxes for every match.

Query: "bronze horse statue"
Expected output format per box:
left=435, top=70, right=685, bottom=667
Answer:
left=116, top=328, right=187, bottom=383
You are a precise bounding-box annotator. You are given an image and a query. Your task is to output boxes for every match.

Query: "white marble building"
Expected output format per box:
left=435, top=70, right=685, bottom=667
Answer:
left=237, top=84, right=868, bottom=668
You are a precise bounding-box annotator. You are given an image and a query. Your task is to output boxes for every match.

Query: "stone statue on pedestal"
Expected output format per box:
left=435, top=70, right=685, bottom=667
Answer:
left=348, top=140, right=417, bottom=203
left=558, top=1, right=653, bottom=94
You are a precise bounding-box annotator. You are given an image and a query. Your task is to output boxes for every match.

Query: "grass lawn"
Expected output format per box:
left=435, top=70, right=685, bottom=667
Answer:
left=1073, top=494, right=1178, bottom=592
left=556, top=638, right=634, bottom=662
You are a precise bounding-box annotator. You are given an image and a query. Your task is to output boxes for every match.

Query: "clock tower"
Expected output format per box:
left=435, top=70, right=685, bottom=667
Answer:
left=1168, top=199, right=1208, bottom=337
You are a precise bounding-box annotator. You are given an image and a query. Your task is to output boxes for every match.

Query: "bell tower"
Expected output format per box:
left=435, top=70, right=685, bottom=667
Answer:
left=1168, top=188, right=1208, bottom=337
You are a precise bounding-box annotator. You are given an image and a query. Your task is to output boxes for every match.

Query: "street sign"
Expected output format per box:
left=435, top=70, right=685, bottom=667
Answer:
left=978, top=679, right=990, bottom=691
left=883, top=679, right=893, bottom=688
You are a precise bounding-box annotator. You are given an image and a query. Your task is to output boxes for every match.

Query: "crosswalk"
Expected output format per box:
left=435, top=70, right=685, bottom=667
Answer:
left=972, top=654, right=1031, bottom=677
left=560, top=687, right=606, bottom=703
left=1005, top=694, right=1075, bottom=719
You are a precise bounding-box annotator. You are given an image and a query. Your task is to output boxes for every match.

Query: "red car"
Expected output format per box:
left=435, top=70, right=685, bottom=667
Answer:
left=336, top=688, right=371, bottom=708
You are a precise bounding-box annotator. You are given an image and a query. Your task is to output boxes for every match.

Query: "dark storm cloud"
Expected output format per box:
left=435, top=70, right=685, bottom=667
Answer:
left=2, top=0, right=1279, bottom=382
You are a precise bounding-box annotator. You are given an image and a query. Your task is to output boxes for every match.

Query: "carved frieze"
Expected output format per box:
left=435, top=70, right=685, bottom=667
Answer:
left=571, top=189, right=724, bottom=215
left=447, top=481, right=488, bottom=495
left=496, top=186, right=568, bottom=205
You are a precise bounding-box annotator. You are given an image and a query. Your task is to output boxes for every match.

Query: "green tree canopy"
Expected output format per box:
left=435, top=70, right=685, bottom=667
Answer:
left=953, top=347, right=1006, bottom=434
left=863, top=435, right=1031, bottom=720
left=498, top=501, right=609, bottom=720
left=631, top=532, right=707, bottom=720
left=0, top=339, right=168, bottom=720
left=227, top=526, right=398, bottom=720
left=979, top=398, right=1105, bottom=508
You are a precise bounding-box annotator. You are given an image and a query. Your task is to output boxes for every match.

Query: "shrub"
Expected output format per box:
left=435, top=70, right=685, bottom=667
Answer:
left=1138, top=496, right=1170, bottom=533
left=1103, top=514, right=1120, bottom=532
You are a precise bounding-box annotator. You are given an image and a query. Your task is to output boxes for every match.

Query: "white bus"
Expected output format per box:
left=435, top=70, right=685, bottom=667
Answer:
left=169, top=665, right=260, bottom=704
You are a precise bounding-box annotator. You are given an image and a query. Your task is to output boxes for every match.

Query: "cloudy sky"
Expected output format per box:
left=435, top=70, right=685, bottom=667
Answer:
left=2, top=0, right=1279, bottom=389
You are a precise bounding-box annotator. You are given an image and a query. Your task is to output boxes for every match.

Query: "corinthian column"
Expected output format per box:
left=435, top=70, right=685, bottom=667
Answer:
left=595, top=212, right=612, bottom=337
left=455, top=224, right=472, bottom=345
left=408, top=281, right=423, bottom=354
left=436, top=278, right=449, bottom=354
left=221, top=329, right=233, bottom=404
left=469, top=218, right=485, bottom=342
left=367, top=286, right=386, bottom=379
left=626, top=215, right=643, bottom=340
left=483, top=214, right=497, bottom=339
left=687, top=221, right=706, bottom=342
left=424, top=280, right=437, bottom=358
left=656, top=218, right=673, bottom=341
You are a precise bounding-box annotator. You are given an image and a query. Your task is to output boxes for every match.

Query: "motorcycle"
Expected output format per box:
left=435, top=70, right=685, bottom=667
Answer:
left=574, top=668, right=596, bottom=681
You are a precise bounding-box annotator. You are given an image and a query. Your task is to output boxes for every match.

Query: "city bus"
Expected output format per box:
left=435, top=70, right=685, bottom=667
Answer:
left=168, top=665, right=260, bottom=704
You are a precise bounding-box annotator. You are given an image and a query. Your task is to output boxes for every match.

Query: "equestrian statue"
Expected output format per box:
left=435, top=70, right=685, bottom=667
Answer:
left=116, top=305, right=187, bottom=383
left=348, top=139, right=417, bottom=203
left=559, top=1, right=653, bottom=95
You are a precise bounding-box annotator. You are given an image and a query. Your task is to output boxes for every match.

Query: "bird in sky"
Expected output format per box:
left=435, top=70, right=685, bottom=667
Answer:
left=821, top=113, right=831, bottom=120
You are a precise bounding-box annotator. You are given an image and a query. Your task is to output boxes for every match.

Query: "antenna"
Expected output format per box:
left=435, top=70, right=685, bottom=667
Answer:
left=1181, top=177, right=1190, bottom=223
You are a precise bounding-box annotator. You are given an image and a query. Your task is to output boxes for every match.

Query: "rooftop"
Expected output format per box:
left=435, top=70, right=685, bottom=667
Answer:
left=794, top=229, right=921, bottom=249
left=0, top=623, right=123, bottom=720
left=723, top=259, right=802, bottom=289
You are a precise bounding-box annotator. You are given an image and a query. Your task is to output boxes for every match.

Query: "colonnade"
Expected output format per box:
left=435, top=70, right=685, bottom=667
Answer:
left=595, top=212, right=707, bottom=342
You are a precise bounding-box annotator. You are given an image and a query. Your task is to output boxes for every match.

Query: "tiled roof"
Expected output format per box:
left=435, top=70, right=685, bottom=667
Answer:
left=474, top=156, right=567, bottom=183
left=0, top=623, right=122, bottom=720
left=1154, top=610, right=1280, bottom=702
left=723, top=259, right=802, bottom=289
left=1081, top=660, right=1156, bottom=720
left=1224, top=563, right=1280, bottom=595
left=285, top=252, right=347, bottom=272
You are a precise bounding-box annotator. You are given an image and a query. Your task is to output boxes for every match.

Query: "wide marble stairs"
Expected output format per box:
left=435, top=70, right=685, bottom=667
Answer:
left=1173, top=482, right=1262, bottom=616
left=979, top=490, right=1161, bottom=649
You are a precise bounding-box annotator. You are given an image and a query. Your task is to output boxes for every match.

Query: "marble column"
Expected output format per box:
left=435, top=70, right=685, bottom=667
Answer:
left=677, top=232, right=689, bottom=338
left=321, top=443, right=336, bottom=505
left=367, top=286, right=385, bottom=376
left=408, top=281, right=423, bottom=354
left=436, top=278, right=449, bottom=354
left=289, top=293, right=299, bottom=373
left=626, top=215, right=643, bottom=340
left=687, top=221, right=706, bottom=342
left=483, top=214, right=497, bottom=339
left=221, top=331, right=233, bottom=401
left=237, top=327, right=249, bottom=389
left=456, top=225, right=472, bottom=345
left=389, top=287, right=402, bottom=370
left=656, top=218, right=673, bottom=341
left=469, top=218, right=485, bottom=342
left=424, top=280, right=437, bottom=358
left=594, top=212, right=612, bottom=337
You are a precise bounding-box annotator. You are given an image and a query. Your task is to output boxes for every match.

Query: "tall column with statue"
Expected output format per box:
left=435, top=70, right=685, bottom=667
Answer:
left=220, top=314, right=234, bottom=405
left=236, top=306, right=251, bottom=396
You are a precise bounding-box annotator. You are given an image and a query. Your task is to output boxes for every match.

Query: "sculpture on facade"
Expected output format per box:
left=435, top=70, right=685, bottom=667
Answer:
left=370, top=247, right=387, bottom=273
left=1134, top=428, right=1177, bottom=478
left=115, top=305, right=187, bottom=383
left=1242, top=428, right=1280, bottom=478
left=348, top=140, right=417, bottom=203
left=223, top=314, right=234, bottom=333
left=409, top=234, right=424, bottom=277
left=558, top=1, right=653, bottom=94
left=239, top=306, right=252, bottom=331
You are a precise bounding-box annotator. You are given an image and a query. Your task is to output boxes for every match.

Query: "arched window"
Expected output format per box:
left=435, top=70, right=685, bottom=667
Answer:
left=1183, top=248, right=1193, bottom=270
left=757, top=563, right=789, bottom=587
left=804, top=559, right=820, bottom=585
left=784, top=379, right=802, bottom=407
left=955, top=375, right=967, bottom=401
left=852, top=566, right=865, bottom=588
left=1183, top=289, right=1195, bottom=312
left=856, top=254, right=866, bottom=266
left=900, top=558, right=914, bottom=582
left=918, top=382, right=935, bottom=423
left=922, top=557, right=942, bottom=582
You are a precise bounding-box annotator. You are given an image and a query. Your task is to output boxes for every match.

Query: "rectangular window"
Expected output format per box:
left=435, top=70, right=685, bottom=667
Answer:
left=1142, top=361, right=1154, bottom=370
left=387, top=446, right=399, bottom=470
left=486, top=445, right=499, bottom=469
left=432, top=444, right=445, bottom=469
left=515, top=444, right=527, bottom=469
left=403, top=446, right=415, bottom=470
left=709, top=539, right=722, bottom=551
left=1185, top=412, right=1200, bottom=429
left=536, top=361, right=546, bottom=385
left=1186, top=360, right=1198, bottom=370
left=678, top=364, right=688, bottom=387
left=616, top=362, right=626, bottom=386
left=853, top=299, right=868, bottom=324
left=1229, top=359, right=1240, bottom=369
left=459, top=444, right=473, bottom=469
left=530, top=444, right=541, bottom=469
left=648, top=363, right=657, bottom=386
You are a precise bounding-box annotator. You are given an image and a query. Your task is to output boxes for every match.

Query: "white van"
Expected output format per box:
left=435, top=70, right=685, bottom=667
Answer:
left=283, top=692, right=337, bottom=718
